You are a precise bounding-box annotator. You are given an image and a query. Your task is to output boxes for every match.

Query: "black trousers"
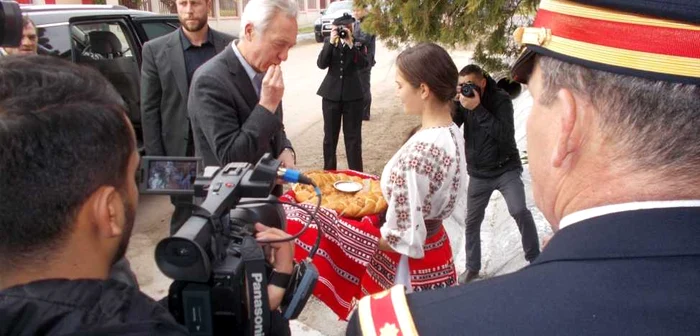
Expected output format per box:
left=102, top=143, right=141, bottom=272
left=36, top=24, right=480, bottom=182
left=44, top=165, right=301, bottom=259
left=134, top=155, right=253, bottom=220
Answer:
left=465, top=168, right=540, bottom=271
left=322, top=98, right=363, bottom=171
left=359, top=68, right=372, bottom=120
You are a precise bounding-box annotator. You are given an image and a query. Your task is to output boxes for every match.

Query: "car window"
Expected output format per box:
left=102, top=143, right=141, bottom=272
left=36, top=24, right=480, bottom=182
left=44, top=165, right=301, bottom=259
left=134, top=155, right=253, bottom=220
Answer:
left=140, top=21, right=179, bottom=40
left=73, top=21, right=136, bottom=59
left=70, top=20, right=142, bottom=148
left=37, top=25, right=72, bottom=59
left=327, top=1, right=352, bottom=14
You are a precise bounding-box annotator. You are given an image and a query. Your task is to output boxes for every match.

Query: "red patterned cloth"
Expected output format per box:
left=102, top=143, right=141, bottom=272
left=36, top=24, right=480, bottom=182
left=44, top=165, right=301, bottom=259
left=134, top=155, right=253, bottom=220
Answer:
left=281, top=170, right=456, bottom=320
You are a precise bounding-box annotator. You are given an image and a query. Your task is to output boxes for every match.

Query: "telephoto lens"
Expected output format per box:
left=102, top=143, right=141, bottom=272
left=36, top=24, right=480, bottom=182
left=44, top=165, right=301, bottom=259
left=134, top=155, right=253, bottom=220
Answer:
left=338, top=27, right=347, bottom=39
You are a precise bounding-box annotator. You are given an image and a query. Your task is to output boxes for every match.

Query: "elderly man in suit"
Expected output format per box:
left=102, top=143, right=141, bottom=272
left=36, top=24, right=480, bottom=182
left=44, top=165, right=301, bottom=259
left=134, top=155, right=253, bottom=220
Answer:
left=188, top=0, right=297, bottom=187
left=348, top=0, right=700, bottom=334
left=141, top=0, right=232, bottom=233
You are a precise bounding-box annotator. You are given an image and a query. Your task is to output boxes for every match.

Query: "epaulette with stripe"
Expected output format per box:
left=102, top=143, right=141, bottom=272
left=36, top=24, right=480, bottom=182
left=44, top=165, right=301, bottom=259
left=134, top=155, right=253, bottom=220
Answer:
left=357, top=285, right=418, bottom=336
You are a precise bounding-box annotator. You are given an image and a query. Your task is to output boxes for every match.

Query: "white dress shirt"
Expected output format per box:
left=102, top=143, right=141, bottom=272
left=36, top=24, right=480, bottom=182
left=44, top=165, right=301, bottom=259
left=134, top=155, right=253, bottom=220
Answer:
left=559, top=200, right=700, bottom=229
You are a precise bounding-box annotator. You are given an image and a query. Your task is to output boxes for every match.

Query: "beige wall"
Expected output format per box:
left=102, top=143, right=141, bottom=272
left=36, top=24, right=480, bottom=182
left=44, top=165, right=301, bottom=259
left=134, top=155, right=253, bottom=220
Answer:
left=145, top=0, right=325, bottom=36
left=209, top=11, right=320, bottom=36
left=55, top=0, right=85, bottom=4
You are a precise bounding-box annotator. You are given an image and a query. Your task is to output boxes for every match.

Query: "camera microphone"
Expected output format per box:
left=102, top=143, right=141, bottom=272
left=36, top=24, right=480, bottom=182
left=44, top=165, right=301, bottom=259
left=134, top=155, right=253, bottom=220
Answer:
left=277, top=167, right=314, bottom=185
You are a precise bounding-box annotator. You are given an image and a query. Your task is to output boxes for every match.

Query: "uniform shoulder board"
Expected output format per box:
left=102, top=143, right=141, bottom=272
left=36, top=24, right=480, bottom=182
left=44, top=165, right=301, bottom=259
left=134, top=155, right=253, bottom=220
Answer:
left=357, top=285, right=418, bottom=336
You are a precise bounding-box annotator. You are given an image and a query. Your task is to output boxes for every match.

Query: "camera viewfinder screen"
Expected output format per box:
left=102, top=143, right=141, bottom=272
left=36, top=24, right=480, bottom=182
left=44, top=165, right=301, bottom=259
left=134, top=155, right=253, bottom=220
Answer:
left=147, top=160, right=198, bottom=191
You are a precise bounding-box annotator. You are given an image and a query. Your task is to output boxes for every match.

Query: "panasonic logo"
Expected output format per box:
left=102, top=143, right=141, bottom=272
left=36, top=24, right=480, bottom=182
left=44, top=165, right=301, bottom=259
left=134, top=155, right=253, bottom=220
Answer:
left=252, top=273, right=264, bottom=336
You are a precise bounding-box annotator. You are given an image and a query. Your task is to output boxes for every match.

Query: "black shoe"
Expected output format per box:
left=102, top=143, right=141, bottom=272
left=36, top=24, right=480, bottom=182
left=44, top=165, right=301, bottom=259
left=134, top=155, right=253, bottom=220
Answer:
left=458, top=270, right=479, bottom=284
left=362, top=116, right=370, bottom=121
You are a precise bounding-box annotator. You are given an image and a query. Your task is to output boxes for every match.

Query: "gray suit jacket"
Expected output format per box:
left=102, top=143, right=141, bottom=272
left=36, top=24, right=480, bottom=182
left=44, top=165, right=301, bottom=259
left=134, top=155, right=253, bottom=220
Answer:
left=188, top=42, right=293, bottom=167
left=140, top=27, right=234, bottom=156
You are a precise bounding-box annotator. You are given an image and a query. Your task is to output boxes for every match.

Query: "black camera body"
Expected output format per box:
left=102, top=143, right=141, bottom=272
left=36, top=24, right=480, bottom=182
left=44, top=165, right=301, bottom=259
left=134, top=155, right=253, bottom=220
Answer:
left=338, top=27, right=348, bottom=39
left=0, top=1, right=23, bottom=47
left=460, top=81, right=481, bottom=98
left=139, top=154, right=317, bottom=336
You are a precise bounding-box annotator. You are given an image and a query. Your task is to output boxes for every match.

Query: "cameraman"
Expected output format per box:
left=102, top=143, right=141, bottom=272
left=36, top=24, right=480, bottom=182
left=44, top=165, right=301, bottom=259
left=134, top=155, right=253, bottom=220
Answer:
left=453, top=64, right=540, bottom=284
left=0, top=55, right=294, bottom=335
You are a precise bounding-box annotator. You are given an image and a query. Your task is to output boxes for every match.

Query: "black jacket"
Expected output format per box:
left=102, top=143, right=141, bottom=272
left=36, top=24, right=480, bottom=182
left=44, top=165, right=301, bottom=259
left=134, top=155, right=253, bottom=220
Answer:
left=348, top=206, right=700, bottom=335
left=352, top=19, right=376, bottom=70
left=141, top=27, right=233, bottom=157
left=0, top=279, right=187, bottom=335
left=316, top=37, right=368, bottom=102
left=453, top=76, right=521, bottom=178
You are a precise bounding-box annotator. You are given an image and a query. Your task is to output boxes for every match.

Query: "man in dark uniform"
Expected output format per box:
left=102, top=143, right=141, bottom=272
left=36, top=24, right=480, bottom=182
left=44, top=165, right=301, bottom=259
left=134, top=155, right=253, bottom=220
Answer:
left=347, top=0, right=700, bottom=334
left=353, top=5, right=376, bottom=121
left=317, top=13, right=368, bottom=172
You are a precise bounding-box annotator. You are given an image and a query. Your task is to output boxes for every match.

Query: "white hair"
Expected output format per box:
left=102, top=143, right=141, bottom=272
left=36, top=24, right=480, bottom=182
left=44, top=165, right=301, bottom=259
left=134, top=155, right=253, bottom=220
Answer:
left=240, top=0, right=298, bottom=34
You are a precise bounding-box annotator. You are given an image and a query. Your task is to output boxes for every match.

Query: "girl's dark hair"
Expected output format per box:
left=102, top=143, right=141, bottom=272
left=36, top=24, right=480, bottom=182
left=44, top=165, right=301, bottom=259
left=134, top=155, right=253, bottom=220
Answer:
left=396, top=42, right=458, bottom=102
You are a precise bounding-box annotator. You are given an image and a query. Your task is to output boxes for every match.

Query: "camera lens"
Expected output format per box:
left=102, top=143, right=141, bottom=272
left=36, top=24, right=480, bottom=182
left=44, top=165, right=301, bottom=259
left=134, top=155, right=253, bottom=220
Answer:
left=460, top=83, right=475, bottom=98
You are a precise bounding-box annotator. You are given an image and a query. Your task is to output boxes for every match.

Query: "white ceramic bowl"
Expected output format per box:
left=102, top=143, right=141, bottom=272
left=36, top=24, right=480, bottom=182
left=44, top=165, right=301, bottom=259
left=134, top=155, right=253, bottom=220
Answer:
left=333, top=181, right=363, bottom=193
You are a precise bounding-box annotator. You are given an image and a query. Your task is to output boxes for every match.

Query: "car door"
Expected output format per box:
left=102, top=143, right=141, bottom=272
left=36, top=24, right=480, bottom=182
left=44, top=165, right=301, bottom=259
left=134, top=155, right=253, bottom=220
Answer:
left=69, top=15, right=145, bottom=150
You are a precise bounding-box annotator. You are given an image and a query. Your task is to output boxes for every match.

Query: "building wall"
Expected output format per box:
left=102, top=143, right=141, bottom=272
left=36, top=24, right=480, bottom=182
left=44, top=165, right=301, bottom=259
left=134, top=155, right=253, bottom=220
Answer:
left=30, top=0, right=341, bottom=36
left=147, top=0, right=335, bottom=36
left=51, top=0, right=84, bottom=4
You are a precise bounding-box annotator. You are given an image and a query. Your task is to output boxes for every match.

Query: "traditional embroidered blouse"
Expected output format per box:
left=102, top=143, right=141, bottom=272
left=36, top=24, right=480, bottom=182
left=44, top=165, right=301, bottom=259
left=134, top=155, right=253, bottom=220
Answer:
left=379, top=124, right=467, bottom=259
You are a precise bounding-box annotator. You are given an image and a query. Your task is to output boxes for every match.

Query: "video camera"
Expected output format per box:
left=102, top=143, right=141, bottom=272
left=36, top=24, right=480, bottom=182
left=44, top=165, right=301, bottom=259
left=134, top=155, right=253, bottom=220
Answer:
left=0, top=1, right=23, bottom=48
left=138, top=154, right=320, bottom=336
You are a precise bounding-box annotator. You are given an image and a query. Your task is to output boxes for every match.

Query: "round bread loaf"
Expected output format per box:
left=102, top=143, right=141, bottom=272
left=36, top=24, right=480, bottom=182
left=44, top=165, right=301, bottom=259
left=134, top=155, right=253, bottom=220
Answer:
left=292, top=170, right=388, bottom=218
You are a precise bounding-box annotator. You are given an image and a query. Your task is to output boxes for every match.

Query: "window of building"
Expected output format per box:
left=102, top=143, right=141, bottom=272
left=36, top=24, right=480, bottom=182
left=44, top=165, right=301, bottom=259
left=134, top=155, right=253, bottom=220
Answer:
left=296, top=0, right=305, bottom=11
left=320, top=0, right=327, bottom=9
left=220, top=0, right=239, bottom=17
left=307, top=0, right=317, bottom=10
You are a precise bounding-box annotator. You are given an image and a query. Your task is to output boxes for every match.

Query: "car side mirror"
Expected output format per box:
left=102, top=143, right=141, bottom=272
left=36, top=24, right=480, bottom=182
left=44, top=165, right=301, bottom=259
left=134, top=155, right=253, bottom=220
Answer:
left=320, top=9, right=326, bottom=15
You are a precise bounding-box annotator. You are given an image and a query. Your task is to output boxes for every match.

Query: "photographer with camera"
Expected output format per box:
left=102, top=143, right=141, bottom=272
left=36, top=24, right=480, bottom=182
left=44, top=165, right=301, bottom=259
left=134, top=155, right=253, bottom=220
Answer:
left=0, top=55, right=295, bottom=336
left=317, top=12, right=368, bottom=172
left=453, top=64, right=540, bottom=284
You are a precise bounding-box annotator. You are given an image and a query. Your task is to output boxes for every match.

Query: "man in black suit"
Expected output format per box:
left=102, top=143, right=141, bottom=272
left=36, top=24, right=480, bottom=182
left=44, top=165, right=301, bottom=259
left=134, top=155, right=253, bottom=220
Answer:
left=352, top=6, right=376, bottom=121
left=188, top=0, right=297, bottom=184
left=140, top=0, right=233, bottom=233
left=347, top=0, right=700, bottom=334
left=317, top=13, right=368, bottom=172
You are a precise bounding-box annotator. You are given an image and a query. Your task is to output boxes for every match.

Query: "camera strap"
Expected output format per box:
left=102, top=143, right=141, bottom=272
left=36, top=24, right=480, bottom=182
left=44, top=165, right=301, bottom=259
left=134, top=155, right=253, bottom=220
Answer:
left=241, top=235, right=271, bottom=336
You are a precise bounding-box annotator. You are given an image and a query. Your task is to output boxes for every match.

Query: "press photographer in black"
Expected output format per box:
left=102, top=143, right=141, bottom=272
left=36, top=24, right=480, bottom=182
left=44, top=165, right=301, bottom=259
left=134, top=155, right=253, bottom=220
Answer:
left=0, top=55, right=294, bottom=335
left=453, top=64, right=540, bottom=284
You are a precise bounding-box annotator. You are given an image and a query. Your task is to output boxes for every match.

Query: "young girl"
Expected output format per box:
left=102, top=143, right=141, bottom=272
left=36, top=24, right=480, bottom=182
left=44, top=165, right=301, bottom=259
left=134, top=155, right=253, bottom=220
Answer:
left=362, top=42, right=466, bottom=294
left=284, top=42, right=466, bottom=319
